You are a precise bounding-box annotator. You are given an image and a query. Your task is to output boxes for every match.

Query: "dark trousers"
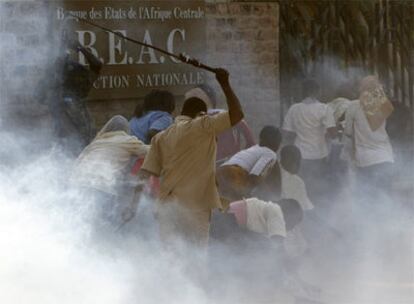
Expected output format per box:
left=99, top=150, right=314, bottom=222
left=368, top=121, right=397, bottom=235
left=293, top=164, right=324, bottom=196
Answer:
left=209, top=211, right=285, bottom=298
left=299, top=158, right=329, bottom=207
left=355, top=162, right=393, bottom=204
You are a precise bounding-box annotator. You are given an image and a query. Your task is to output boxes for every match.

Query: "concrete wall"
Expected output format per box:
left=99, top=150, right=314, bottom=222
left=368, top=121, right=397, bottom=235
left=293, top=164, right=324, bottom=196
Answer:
left=0, top=0, right=280, bottom=138
left=0, top=1, right=52, bottom=131
left=203, top=0, right=280, bottom=135
left=89, top=1, right=280, bottom=136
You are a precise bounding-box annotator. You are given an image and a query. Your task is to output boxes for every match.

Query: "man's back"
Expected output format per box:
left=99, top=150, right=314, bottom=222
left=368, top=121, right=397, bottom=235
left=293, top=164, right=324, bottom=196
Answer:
left=345, top=100, right=393, bottom=167
left=283, top=97, right=335, bottom=160
left=129, top=111, right=173, bottom=144
left=142, top=112, right=231, bottom=210
left=222, top=144, right=277, bottom=176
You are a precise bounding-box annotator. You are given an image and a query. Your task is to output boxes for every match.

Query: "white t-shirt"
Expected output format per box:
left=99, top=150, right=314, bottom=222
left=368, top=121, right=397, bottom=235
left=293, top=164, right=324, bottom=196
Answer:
left=343, top=100, right=393, bottom=167
left=280, top=167, right=314, bottom=211
left=283, top=97, right=336, bottom=160
left=222, top=145, right=277, bottom=176
left=245, top=198, right=286, bottom=238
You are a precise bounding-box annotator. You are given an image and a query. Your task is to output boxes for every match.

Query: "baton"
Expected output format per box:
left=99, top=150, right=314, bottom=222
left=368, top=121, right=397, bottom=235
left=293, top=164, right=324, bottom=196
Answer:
left=66, top=13, right=218, bottom=73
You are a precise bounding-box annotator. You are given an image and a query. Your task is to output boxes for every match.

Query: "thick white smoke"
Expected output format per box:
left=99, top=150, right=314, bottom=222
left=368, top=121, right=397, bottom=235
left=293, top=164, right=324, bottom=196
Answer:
left=0, top=133, right=214, bottom=304
left=0, top=1, right=209, bottom=303
left=0, top=1, right=413, bottom=304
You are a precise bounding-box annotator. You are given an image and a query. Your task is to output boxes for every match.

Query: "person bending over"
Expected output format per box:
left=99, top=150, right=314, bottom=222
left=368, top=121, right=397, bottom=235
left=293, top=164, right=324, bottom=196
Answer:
left=209, top=198, right=303, bottom=299
left=217, top=126, right=282, bottom=201
left=129, top=90, right=175, bottom=144
left=71, top=115, right=148, bottom=231
left=224, top=198, right=303, bottom=240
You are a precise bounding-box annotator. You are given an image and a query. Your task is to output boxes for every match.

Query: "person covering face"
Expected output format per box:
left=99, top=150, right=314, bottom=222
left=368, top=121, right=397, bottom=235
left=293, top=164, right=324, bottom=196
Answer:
left=73, top=115, right=149, bottom=193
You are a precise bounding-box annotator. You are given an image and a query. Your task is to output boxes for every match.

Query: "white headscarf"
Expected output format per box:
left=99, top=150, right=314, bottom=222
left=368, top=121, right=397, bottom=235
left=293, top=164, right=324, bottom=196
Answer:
left=96, top=115, right=130, bottom=137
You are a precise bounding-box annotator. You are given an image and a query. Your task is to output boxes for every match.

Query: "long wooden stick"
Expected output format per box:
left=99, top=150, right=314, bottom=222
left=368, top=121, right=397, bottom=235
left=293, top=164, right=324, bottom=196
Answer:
left=67, top=13, right=218, bottom=73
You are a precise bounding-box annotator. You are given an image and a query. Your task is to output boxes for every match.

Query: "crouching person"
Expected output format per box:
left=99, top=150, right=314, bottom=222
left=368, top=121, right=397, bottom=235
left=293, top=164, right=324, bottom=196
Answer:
left=217, top=126, right=282, bottom=201
left=71, top=115, right=149, bottom=235
left=209, top=198, right=303, bottom=301
left=225, top=198, right=302, bottom=239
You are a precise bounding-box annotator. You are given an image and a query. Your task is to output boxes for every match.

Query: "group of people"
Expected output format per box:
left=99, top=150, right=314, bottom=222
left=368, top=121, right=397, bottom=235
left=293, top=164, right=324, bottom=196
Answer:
left=51, top=37, right=396, bottom=297
left=58, top=63, right=309, bottom=293
left=284, top=77, right=395, bottom=206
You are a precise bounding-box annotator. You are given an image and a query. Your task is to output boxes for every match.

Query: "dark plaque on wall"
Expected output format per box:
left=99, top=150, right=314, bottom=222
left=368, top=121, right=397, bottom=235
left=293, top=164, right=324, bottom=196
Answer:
left=54, top=0, right=206, bottom=100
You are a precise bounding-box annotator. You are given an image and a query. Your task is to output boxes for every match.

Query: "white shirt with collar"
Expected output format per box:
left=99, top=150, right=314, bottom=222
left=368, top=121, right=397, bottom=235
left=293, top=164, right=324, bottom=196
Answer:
left=283, top=97, right=336, bottom=160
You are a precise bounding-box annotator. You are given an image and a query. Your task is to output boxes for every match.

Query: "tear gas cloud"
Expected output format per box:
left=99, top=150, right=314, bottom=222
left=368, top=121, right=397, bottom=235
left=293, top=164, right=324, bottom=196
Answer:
left=0, top=1, right=413, bottom=304
left=0, top=2, right=209, bottom=303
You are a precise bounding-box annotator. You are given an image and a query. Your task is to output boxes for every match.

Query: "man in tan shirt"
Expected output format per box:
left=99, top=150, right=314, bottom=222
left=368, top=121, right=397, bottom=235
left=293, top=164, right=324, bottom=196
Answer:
left=141, top=68, right=244, bottom=249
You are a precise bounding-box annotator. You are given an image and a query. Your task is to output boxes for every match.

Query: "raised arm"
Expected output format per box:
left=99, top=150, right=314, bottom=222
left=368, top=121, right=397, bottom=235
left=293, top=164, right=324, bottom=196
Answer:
left=215, top=69, right=244, bottom=126
left=78, top=45, right=102, bottom=74
left=237, top=120, right=256, bottom=148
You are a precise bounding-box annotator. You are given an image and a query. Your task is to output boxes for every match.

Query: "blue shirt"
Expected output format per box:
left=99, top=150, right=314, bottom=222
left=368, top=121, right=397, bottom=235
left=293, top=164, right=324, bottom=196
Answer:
left=129, top=111, right=173, bottom=144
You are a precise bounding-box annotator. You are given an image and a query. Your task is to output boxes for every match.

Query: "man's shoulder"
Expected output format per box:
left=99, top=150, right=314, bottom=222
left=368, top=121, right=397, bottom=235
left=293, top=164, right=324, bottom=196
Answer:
left=290, top=101, right=317, bottom=113
left=287, top=103, right=300, bottom=111
left=256, top=145, right=276, bottom=156
left=266, top=201, right=282, bottom=215
left=244, top=144, right=259, bottom=152
left=150, top=127, right=169, bottom=143
left=148, top=110, right=171, bottom=118
left=350, top=99, right=361, bottom=107
left=347, top=100, right=361, bottom=114
left=237, top=144, right=272, bottom=159
left=197, top=111, right=230, bottom=128
left=284, top=104, right=300, bottom=120
left=311, top=100, right=328, bottom=109
left=307, top=101, right=331, bottom=116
